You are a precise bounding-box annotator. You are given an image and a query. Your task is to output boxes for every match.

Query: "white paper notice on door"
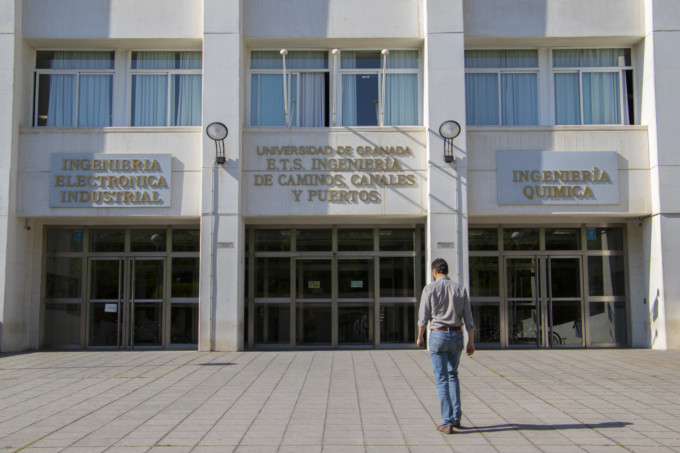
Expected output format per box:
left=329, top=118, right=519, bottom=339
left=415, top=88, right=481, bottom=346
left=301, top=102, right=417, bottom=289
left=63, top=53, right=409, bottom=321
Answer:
left=104, top=303, right=118, bottom=313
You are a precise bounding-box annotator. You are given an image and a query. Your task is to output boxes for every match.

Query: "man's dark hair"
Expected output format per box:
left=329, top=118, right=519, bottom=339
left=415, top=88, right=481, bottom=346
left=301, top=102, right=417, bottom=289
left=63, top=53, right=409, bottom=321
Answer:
left=431, top=258, right=449, bottom=275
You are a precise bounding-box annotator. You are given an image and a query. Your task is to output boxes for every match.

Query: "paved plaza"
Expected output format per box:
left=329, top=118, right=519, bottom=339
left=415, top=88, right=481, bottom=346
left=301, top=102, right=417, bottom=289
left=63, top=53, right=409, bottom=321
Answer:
left=0, top=349, right=679, bottom=453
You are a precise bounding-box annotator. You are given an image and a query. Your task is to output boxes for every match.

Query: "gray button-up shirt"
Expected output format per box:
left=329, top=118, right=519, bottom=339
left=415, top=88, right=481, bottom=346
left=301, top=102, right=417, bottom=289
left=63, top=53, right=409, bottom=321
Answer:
left=418, top=275, right=474, bottom=331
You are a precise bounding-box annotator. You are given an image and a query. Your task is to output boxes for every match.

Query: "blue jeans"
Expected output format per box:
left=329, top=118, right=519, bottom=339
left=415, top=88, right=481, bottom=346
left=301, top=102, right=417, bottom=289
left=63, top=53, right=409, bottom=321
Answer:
left=429, top=330, right=464, bottom=426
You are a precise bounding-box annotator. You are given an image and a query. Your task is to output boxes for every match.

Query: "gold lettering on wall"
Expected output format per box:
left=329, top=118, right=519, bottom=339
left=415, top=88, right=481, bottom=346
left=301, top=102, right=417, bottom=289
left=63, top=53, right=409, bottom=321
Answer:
left=252, top=145, right=417, bottom=204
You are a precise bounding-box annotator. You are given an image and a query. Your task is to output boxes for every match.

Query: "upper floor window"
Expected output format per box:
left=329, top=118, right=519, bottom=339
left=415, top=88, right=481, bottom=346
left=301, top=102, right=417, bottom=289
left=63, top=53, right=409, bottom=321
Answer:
left=465, top=50, right=538, bottom=126
left=33, top=50, right=202, bottom=128
left=34, top=51, right=114, bottom=127
left=553, top=49, right=633, bottom=125
left=464, top=48, right=634, bottom=127
left=249, top=49, right=420, bottom=127
left=130, top=51, right=202, bottom=126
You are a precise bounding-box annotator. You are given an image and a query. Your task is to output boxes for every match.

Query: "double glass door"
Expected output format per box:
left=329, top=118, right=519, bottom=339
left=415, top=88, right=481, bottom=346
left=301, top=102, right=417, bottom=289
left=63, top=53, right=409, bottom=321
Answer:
left=506, top=256, right=583, bottom=347
left=88, top=257, right=165, bottom=348
left=295, top=258, right=375, bottom=347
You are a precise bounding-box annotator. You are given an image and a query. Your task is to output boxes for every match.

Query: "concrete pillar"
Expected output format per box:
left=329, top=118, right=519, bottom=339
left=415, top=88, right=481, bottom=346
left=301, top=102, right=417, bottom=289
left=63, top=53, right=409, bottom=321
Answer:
left=424, top=0, right=468, bottom=286
left=199, top=0, right=244, bottom=351
left=641, top=0, right=680, bottom=349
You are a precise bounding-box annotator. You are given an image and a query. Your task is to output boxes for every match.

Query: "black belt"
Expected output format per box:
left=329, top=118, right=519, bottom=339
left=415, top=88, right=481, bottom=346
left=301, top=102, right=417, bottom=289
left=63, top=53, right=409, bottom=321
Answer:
left=431, top=326, right=461, bottom=332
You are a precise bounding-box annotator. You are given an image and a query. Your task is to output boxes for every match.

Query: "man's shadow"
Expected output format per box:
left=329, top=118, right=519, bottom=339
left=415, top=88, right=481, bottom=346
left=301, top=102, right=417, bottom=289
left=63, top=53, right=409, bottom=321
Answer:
left=456, top=421, right=631, bottom=434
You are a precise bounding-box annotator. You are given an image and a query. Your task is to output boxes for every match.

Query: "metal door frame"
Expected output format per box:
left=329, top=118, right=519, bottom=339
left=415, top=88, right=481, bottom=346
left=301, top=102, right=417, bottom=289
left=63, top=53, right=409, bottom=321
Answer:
left=503, top=254, right=584, bottom=348
left=86, top=256, right=166, bottom=349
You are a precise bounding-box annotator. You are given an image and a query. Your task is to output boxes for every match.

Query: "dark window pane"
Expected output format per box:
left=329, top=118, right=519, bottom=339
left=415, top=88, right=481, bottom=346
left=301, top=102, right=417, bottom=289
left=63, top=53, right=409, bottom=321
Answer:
left=588, top=256, right=625, bottom=297
left=338, top=229, right=373, bottom=251
left=296, top=260, right=331, bottom=299
left=255, top=304, right=290, bottom=344
left=131, top=230, right=166, bottom=252
left=47, top=229, right=83, bottom=253
left=379, top=229, right=415, bottom=251
left=256, top=257, right=290, bottom=298
left=338, top=260, right=373, bottom=298
left=380, top=257, right=415, bottom=298
left=254, top=229, right=291, bottom=252
left=503, top=228, right=539, bottom=251
left=469, top=257, right=499, bottom=297
left=380, top=303, right=415, bottom=343
left=338, top=304, right=373, bottom=344
left=172, top=258, right=199, bottom=298
left=469, top=228, right=498, bottom=251
left=172, top=229, right=200, bottom=252
left=46, top=258, right=82, bottom=299
left=587, top=228, right=623, bottom=251
left=171, top=303, right=198, bottom=344
left=545, top=228, right=581, bottom=250
left=43, top=303, right=81, bottom=347
left=296, top=229, right=331, bottom=252
left=589, top=301, right=627, bottom=345
left=472, top=303, right=500, bottom=344
left=296, top=303, right=331, bottom=345
left=90, top=230, right=125, bottom=252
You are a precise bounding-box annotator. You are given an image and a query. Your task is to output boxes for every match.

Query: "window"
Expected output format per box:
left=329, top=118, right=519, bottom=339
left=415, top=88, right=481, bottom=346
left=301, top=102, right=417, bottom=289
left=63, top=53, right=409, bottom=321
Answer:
left=553, top=49, right=633, bottom=125
left=340, top=50, right=419, bottom=126
left=249, top=49, right=419, bottom=127
left=465, top=50, right=539, bottom=126
left=34, top=50, right=202, bottom=128
left=34, top=51, right=114, bottom=127
left=130, top=51, right=202, bottom=126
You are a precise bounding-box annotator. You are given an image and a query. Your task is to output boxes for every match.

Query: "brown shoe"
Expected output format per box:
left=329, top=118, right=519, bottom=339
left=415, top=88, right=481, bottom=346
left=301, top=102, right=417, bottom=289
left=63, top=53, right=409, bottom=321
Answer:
left=437, top=424, right=454, bottom=434
left=453, top=420, right=461, bottom=428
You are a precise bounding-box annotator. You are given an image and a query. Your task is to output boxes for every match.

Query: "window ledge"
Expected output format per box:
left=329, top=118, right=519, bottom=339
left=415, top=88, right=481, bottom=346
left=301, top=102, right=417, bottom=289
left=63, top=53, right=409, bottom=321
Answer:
left=466, top=125, right=648, bottom=132
left=243, top=126, right=426, bottom=133
left=20, top=126, right=202, bottom=134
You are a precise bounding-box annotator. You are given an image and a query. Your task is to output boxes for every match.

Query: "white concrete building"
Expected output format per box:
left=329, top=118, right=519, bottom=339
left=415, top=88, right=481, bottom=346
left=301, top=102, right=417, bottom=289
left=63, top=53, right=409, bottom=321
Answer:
left=1, top=0, right=678, bottom=351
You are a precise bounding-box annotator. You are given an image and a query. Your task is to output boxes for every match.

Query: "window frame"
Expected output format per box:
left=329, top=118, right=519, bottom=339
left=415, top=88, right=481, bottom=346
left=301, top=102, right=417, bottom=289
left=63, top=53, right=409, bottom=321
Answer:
left=247, top=48, right=421, bottom=128
left=551, top=49, right=634, bottom=126
left=127, top=50, right=203, bottom=127
left=248, top=50, right=331, bottom=127
left=33, top=50, right=115, bottom=128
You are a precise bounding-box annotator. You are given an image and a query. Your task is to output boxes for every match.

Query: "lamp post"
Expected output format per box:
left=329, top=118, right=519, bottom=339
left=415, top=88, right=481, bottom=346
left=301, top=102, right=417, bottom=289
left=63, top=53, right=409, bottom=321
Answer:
left=439, top=120, right=461, bottom=163
left=205, top=121, right=228, bottom=350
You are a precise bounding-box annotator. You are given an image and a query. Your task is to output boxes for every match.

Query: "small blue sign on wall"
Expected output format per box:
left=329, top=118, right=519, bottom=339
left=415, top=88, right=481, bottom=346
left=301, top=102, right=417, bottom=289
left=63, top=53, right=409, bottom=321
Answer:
left=74, top=230, right=83, bottom=243
left=587, top=228, right=597, bottom=241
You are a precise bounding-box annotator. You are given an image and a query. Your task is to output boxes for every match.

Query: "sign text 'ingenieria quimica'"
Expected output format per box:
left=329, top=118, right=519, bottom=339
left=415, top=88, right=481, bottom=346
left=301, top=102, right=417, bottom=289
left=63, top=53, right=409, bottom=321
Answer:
left=496, top=151, right=619, bottom=205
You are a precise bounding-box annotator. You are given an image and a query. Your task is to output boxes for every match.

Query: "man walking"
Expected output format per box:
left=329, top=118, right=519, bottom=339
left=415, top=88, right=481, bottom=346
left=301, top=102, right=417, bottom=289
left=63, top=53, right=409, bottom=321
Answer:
left=417, top=258, right=475, bottom=434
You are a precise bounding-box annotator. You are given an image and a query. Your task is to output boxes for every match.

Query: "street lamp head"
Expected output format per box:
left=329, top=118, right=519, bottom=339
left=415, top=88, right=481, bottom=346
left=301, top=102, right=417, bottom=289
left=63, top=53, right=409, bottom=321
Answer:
left=439, top=120, right=461, bottom=163
left=206, top=122, right=228, bottom=164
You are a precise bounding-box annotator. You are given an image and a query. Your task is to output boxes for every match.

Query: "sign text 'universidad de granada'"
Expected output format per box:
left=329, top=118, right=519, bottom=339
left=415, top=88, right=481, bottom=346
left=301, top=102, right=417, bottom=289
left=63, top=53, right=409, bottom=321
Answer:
left=50, top=153, right=172, bottom=208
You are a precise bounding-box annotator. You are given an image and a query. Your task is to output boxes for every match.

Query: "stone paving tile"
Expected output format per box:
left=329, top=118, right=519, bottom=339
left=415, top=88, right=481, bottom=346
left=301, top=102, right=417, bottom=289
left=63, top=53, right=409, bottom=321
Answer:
left=0, top=350, right=679, bottom=452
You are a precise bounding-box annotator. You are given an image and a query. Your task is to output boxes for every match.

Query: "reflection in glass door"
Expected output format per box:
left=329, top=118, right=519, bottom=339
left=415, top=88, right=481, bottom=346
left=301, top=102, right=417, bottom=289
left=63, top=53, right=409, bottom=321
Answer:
left=548, top=257, right=583, bottom=347
left=338, top=259, right=374, bottom=345
left=88, top=257, right=164, bottom=348
left=505, top=256, right=584, bottom=347
left=506, top=257, right=541, bottom=346
left=295, top=259, right=332, bottom=346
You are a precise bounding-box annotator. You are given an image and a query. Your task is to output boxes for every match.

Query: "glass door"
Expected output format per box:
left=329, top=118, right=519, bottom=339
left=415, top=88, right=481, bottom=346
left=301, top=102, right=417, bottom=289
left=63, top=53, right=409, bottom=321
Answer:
left=295, top=259, right=332, bottom=346
left=547, top=257, right=583, bottom=347
left=88, top=257, right=164, bottom=348
left=337, top=259, right=374, bottom=346
left=505, top=257, right=541, bottom=346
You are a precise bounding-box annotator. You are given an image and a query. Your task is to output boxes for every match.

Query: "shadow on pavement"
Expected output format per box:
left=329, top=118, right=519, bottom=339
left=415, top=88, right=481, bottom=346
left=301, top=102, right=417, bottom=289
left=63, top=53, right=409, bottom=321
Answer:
left=457, top=421, right=632, bottom=433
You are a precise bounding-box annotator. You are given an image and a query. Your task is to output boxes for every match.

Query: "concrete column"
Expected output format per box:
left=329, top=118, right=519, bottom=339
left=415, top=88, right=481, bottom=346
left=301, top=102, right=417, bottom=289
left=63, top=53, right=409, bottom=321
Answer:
left=199, top=0, right=244, bottom=351
left=424, top=0, right=468, bottom=286
left=641, top=0, right=680, bottom=349
left=0, top=0, right=34, bottom=352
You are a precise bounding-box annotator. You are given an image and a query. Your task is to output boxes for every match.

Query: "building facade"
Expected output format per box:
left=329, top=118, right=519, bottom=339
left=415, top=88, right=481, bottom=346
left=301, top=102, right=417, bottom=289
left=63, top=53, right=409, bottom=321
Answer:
left=0, top=0, right=678, bottom=352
